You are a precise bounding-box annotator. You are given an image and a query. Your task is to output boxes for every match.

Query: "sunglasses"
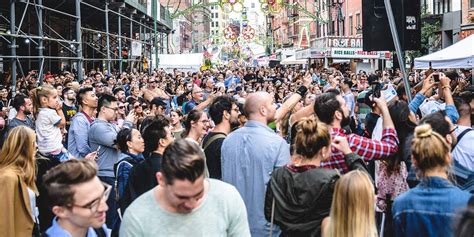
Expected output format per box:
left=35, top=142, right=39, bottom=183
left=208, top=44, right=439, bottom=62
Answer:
left=118, top=106, right=125, bottom=109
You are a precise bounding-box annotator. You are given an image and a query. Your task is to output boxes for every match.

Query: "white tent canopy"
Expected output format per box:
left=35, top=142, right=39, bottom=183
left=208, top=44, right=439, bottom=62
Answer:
left=280, top=55, right=308, bottom=65
left=414, top=34, right=474, bottom=69
left=154, top=53, right=203, bottom=72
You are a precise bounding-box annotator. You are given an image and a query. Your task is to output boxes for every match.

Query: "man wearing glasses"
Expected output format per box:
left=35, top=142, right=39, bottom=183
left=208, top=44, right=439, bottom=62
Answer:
left=93, top=82, right=105, bottom=97
left=89, top=94, right=134, bottom=228
left=184, top=84, right=215, bottom=114
left=43, top=159, right=110, bottom=236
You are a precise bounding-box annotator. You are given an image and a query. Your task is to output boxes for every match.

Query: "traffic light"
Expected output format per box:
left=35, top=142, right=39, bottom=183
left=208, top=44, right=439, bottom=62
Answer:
left=362, top=0, right=421, bottom=51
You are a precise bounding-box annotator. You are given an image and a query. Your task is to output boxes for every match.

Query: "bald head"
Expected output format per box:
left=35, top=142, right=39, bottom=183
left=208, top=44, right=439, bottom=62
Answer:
left=244, top=92, right=273, bottom=117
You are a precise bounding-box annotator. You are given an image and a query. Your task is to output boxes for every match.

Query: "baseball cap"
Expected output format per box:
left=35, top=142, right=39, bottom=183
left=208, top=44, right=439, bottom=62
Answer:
left=150, top=97, right=167, bottom=107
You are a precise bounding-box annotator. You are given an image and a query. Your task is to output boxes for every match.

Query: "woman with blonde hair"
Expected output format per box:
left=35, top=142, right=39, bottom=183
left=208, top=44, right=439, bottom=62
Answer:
left=323, top=170, right=377, bottom=237
left=265, top=117, right=370, bottom=237
left=0, top=126, right=39, bottom=236
left=392, top=124, right=472, bottom=237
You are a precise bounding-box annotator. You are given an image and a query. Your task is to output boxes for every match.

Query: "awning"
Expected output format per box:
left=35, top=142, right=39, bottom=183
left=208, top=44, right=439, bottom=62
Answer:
left=156, top=53, right=203, bottom=71
left=414, top=34, right=474, bottom=69
left=280, top=55, right=308, bottom=65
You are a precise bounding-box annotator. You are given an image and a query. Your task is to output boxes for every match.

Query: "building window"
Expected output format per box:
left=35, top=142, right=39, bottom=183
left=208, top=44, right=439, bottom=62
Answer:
left=251, top=3, right=255, bottom=8
left=331, top=20, right=335, bottom=35
left=349, top=16, right=353, bottom=35
left=215, top=13, right=219, bottom=18
left=356, top=13, right=360, bottom=29
left=471, top=0, right=474, bottom=8
left=216, top=21, right=219, bottom=27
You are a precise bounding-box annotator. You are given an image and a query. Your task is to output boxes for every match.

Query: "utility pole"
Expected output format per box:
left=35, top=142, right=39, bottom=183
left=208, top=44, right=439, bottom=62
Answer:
left=384, top=0, right=412, bottom=102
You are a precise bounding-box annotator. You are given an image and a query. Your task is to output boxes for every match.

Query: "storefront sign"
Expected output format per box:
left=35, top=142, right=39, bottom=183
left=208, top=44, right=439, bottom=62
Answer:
left=330, top=48, right=387, bottom=59
left=295, top=48, right=327, bottom=59
left=328, top=38, right=363, bottom=48
left=295, top=49, right=311, bottom=59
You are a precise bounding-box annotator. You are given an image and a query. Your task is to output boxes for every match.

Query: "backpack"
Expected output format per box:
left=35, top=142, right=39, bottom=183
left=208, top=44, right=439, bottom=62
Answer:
left=203, top=133, right=227, bottom=151
left=114, top=157, right=139, bottom=204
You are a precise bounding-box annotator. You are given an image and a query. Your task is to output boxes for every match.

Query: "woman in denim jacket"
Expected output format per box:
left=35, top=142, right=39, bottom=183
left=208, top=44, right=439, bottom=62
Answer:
left=392, top=124, right=472, bottom=237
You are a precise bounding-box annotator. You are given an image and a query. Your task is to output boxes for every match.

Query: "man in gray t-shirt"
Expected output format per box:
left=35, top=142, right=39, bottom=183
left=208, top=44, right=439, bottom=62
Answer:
left=4, top=94, right=35, bottom=139
left=120, top=139, right=250, bottom=237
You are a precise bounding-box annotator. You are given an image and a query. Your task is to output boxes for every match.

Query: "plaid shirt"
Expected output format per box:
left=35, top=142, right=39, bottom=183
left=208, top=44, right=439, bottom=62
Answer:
left=321, top=127, right=399, bottom=174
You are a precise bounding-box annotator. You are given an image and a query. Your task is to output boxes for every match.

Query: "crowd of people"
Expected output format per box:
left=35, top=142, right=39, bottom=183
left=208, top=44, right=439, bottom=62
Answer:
left=0, top=65, right=473, bottom=237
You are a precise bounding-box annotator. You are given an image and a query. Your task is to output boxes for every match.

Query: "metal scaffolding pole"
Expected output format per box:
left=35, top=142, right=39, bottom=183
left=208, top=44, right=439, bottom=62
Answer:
left=27, top=13, right=31, bottom=70
left=118, top=8, right=122, bottom=74
left=153, top=0, right=158, bottom=69
left=37, top=0, right=45, bottom=83
left=76, top=0, right=83, bottom=81
left=130, top=13, right=133, bottom=71
left=148, top=25, right=152, bottom=74
left=105, top=1, right=111, bottom=72
left=161, top=33, right=164, bottom=54
left=10, top=0, right=17, bottom=96
left=140, top=18, right=142, bottom=72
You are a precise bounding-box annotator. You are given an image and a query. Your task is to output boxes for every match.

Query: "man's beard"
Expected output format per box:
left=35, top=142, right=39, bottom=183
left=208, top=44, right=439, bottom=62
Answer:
left=341, top=114, right=351, bottom=128
left=230, top=119, right=240, bottom=131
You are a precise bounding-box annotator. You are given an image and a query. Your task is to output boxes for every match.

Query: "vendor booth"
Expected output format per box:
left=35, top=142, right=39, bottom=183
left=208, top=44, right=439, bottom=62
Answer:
left=414, top=34, right=474, bottom=69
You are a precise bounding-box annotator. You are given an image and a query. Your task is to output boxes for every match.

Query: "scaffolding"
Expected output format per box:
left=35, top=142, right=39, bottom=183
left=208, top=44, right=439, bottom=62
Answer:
left=0, top=0, right=172, bottom=92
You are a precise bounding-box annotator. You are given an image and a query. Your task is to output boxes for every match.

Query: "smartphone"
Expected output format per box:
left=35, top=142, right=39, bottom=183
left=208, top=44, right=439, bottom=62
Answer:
left=94, top=146, right=101, bottom=160
left=433, top=73, right=440, bottom=82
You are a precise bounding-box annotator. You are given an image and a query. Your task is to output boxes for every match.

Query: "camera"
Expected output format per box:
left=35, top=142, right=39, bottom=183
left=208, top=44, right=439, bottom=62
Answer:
left=372, top=83, right=382, bottom=99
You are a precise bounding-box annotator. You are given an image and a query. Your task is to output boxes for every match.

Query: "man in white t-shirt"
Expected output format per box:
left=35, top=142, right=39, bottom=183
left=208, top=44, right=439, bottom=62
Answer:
left=453, top=97, right=474, bottom=171
left=120, top=139, right=250, bottom=237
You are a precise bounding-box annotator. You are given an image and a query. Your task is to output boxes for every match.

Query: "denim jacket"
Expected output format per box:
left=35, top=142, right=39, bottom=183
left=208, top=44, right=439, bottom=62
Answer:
left=392, top=176, right=472, bottom=237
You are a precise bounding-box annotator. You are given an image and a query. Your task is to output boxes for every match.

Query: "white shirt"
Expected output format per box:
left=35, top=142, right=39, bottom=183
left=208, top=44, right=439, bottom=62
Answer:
left=453, top=125, right=474, bottom=171
left=372, top=116, right=384, bottom=141
left=36, top=108, right=63, bottom=154
left=27, top=187, right=38, bottom=222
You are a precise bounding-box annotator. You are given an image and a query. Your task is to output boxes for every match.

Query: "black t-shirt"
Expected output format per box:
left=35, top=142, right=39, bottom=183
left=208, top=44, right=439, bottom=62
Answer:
left=0, top=99, right=9, bottom=113
left=127, top=152, right=162, bottom=205
left=202, top=132, right=226, bottom=180
left=243, top=73, right=256, bottom=82
left=62, top=103, right=77, bottom=126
